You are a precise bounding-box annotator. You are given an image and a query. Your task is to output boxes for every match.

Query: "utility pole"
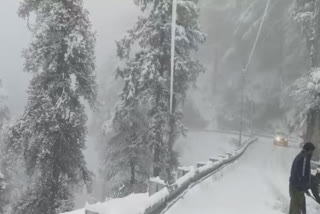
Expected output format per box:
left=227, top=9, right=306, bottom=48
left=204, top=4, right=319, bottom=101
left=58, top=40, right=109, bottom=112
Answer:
left=170, top=0, right=177, bottom=114
left=239, top=68, right=245, bottom=145
left=239, top=0, right=271, bottom=144
left=163, top=0, right=177, bottom=183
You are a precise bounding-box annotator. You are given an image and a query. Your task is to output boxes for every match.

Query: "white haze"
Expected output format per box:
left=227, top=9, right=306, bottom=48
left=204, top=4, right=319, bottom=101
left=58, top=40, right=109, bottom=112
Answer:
left=0, top=0, right=140, bottom=117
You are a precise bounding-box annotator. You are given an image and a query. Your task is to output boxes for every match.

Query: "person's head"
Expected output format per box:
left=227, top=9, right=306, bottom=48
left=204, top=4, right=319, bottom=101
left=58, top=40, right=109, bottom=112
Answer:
left=303, top=142, right=315, bottom=157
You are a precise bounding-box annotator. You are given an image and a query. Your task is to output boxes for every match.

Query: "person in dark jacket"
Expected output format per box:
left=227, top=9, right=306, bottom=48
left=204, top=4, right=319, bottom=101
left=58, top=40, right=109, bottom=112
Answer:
left=289, top=142, right=315, bottom=214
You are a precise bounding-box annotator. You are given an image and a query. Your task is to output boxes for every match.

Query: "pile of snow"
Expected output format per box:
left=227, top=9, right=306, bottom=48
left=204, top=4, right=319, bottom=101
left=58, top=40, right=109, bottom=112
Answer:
left=150, top=177, right=166, bottom=186
left=62, top=194, right=149, bottom=214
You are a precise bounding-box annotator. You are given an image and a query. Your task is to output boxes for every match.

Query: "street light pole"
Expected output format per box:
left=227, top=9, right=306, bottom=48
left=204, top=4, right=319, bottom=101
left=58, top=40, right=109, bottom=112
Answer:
left=239, top=68, right=245, bottom=145
left=170, top=0, right=177, bottom=114
left=238, top=0, right=271, bottom=144
left=163, top=0, right=177, bottom=184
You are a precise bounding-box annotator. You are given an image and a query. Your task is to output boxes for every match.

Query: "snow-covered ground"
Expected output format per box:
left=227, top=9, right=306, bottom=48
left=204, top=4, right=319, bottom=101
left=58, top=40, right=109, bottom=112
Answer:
left=63, top=131, right=246, bottom=214
left=64, top=133, right=320, bottom=214
left=166, top=137, right=320, bottom=214
left=175, top=130, right=247, bottom=166
left=63, top=193, right=149, bottom=214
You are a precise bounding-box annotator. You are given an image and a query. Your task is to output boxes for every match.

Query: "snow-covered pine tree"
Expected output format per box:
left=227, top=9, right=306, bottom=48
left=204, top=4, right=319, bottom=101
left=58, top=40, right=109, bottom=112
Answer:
left=4, top=0, right=97, bottom=213
left=103, top=104, right=152, bottom=197
left=111, top=0, right=205, bottom=186
left=0, top=78, right=9, bottom=128
left=0, top=159, right=12, bottom=214
left=0, top=169, right=7, bottom=214
left=0, top=78, right=10, bottom=214
left=203, top=0, right=306, bottom=133
left=291, top=0, right=320, bottom=158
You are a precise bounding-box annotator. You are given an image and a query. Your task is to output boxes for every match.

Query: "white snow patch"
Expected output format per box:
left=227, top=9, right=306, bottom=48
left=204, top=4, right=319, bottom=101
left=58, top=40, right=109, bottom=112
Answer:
left=150, top=177, right=166, bottom=185
left=62, top=193, right=149, bottom=214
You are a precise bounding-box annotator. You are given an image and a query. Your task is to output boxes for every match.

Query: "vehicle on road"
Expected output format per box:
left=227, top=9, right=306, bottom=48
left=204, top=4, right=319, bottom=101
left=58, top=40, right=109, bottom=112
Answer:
left=273, top=133, right=288, bottom=147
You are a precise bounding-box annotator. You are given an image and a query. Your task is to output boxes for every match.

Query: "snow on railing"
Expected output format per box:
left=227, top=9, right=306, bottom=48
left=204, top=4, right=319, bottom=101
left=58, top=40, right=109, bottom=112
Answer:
left=74, top=137, right=258, bottom=214
left=143, top=137, right=258, bottom=214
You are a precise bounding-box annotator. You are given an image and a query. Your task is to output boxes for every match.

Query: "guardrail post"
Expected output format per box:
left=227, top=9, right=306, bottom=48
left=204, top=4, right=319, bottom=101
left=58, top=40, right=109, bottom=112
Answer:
left=177, top=167, right=190, bottom=178
left=196, top=162, right=206, bottom=168
left=148, top=180, right=166, bottom=196
left=209, top=158, right=218, bottom=162
left=85, top=210, right=99, bottom=214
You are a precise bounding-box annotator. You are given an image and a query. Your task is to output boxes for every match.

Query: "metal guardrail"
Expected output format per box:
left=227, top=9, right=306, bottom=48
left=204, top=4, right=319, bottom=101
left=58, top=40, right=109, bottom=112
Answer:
left=144, top=137, right=258, bottom=214
left=85, top=211, right=98, bottom=214
left=83, top=137, right=258, bottom=214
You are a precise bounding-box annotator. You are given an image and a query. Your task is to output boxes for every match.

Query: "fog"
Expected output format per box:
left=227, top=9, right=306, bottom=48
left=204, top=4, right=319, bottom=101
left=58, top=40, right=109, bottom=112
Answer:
left=0, top=1, right=30, bottom=115
left=0, top=0, right=139, bottom=116
left=2, top=0, right=302, bottom=132
left=1, top=0, right=318, bottom=212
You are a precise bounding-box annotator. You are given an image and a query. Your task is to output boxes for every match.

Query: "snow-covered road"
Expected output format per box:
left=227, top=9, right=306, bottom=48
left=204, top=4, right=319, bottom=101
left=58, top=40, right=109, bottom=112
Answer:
left=175, top=130, right=247, bottom=166
left=166, top=137, right=319, bottom=214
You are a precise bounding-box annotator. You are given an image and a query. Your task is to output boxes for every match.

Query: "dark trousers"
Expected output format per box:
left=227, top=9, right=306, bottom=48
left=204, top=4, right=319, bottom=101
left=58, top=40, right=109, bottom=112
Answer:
left=289, top=184, right=306, bottom=214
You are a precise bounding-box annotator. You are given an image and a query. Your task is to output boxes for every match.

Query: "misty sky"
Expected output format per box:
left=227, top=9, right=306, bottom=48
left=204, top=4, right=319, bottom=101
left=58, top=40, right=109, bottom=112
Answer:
left=0, top=0, right=140, bottom=116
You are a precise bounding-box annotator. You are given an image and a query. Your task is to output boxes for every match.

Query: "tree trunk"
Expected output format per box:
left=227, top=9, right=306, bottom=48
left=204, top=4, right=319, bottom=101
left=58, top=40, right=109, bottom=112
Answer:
left=305, top=110, right=315, bottom=142
left=165, top=115, right=176, bottom=184
left=304, top=0, right=320, bottom=160
left=306, top=110, right=320, bottom=160
left=130, top=162, right=135, bottom=184
left=152, top=13, right=166, bottom=178
left=153, top=143, right=161, bottom=177
left=277, top=23, right=285, bottom=91
left=212, top=48, right=219, bottom=95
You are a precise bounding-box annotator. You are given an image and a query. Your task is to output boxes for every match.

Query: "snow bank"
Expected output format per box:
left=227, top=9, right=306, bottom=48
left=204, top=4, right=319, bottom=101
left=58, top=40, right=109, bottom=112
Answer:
left=62, top=137, right=257, bottom=214
left=144, top=137, right=257, bottom=214
left=62, top=193, right=149, bottom=214
left=150, top=177, right=166, bottom=185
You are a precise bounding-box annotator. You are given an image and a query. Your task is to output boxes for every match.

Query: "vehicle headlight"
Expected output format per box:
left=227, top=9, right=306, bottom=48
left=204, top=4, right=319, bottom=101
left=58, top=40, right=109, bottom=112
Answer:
left=276, top=137, right=281, bottom=141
